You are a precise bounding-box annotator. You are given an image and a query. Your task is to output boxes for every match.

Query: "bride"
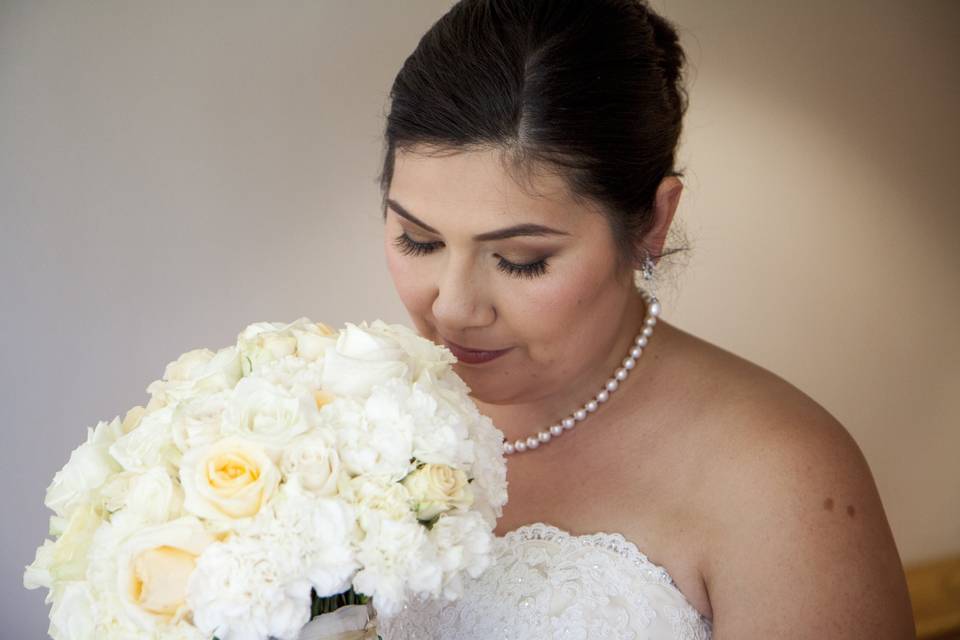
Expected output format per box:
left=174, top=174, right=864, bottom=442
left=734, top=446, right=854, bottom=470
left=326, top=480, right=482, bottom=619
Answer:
left=372, top=0, right=916, bottom=637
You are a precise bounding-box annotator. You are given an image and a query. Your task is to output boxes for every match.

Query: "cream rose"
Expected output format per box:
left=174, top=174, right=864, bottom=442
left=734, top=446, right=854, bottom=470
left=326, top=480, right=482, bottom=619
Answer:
left=401, top=463, right=474, bottom=521
left=237, top=317, right=338, bottom=372
left=115, top=517, right=215, bottom=630
left=289, top=317, right=338, bottom=362
left=344, top=475, right=416, bottom=526
left=280, top=431, right=343, bottom=496
left=180, top=436, right=281, bottom=523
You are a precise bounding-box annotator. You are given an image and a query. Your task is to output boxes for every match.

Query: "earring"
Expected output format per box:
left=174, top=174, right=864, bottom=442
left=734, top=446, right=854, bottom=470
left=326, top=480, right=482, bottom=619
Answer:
left=641, top=253, right=655, bottom=281
left=633, top=252, right=657, bottom=296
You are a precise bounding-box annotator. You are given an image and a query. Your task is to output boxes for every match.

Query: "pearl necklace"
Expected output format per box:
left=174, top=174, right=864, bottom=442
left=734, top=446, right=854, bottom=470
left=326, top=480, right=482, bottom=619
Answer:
left=502, top=288, right=661, bottom=455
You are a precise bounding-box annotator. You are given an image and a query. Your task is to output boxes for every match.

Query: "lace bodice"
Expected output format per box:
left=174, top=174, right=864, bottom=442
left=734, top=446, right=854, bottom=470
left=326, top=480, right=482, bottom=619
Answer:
left=379, top=522, right=713, bottom=639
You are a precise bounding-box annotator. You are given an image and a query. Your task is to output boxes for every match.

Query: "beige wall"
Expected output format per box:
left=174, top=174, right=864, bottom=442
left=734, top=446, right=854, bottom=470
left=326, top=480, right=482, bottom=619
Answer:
left=1, top=1, right=956, bottom=636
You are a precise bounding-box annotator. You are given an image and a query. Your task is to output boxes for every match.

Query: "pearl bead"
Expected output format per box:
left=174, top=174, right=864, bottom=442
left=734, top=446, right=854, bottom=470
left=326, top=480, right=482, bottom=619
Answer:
left=504, top=298, right=660, bottom=455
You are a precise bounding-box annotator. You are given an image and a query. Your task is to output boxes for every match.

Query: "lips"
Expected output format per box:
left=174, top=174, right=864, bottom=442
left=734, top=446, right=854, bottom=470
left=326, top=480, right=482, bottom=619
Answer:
left=441, top=338, right=513, bottom=364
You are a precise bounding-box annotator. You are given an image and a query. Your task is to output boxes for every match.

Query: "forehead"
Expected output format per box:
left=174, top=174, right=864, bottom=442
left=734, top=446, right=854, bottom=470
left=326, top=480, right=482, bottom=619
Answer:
left=389, top=146, right=597, bottom=230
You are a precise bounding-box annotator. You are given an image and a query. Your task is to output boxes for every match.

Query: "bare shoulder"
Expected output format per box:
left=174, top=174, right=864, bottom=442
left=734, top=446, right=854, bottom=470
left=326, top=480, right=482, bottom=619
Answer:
left=655, top=322, right=916, bottom=638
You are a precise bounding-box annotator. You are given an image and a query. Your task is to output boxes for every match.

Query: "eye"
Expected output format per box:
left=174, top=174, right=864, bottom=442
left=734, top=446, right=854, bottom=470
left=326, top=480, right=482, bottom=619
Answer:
left=393, top=232, right=442, bottom=257
left=392, top=232, right=550, bottom=280
left=496, top=257, right=549, bottom=279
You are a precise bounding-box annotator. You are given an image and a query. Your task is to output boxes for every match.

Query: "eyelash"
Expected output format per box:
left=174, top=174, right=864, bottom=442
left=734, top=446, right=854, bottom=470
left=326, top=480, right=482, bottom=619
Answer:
left=392, top=232, right=549, bottom=279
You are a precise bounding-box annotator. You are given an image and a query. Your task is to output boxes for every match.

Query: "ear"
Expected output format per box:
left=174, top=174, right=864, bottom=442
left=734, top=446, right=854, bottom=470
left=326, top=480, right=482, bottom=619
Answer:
left=637, top=176, right=683, bottom=265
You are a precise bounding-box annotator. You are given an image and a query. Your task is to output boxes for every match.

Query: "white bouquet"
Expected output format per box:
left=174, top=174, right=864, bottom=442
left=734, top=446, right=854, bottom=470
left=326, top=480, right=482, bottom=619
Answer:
left=24, top=318, right=508, bottom=640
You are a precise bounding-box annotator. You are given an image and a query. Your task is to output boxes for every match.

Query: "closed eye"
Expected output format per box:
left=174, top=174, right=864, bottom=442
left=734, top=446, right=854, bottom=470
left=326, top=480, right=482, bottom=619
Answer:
left=392, top=232, right=550, bottom=279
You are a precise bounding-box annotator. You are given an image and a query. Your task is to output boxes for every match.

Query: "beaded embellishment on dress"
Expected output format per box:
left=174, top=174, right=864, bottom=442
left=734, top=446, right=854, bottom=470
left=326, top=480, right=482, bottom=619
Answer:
left=379, top=522, right=713, bottom=639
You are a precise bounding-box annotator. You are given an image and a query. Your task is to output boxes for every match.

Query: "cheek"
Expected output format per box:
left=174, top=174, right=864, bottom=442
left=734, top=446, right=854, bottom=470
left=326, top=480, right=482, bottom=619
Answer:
left=384, top=244, right=434, bottom=314
left=509, top=258, right=614, bottom=358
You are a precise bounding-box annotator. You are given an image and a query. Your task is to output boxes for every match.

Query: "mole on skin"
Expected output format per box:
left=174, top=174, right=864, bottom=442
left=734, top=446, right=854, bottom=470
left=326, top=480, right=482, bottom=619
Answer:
left=823, top=497, right=856, bottom=518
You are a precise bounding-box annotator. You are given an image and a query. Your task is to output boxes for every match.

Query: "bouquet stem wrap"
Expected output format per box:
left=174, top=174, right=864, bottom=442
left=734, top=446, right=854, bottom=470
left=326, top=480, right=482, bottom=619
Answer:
left=297, top=603, right=379, bottom=640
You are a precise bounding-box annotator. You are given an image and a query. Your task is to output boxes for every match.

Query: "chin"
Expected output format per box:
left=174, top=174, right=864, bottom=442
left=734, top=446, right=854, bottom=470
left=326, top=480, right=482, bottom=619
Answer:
left=450, top=365, right=522, bottom=405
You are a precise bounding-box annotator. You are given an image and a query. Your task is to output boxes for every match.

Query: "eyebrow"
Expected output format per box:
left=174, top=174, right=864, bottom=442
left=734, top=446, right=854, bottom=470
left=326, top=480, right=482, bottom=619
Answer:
left=385, top=198, right=570, bottom=242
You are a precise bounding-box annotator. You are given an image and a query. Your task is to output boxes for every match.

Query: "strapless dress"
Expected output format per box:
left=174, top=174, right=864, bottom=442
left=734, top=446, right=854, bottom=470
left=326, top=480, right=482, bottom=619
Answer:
left=378, top=521, right=714, bottom=639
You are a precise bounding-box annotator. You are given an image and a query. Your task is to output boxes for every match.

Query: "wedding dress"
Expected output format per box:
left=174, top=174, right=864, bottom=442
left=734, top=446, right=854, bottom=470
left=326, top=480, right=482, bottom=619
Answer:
left=379, top=521, right=714, bottom=639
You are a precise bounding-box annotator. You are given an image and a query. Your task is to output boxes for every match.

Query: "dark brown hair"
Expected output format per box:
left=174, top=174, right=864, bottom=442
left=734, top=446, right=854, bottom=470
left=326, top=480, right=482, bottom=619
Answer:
left=377, top=0, right=690, bottom=275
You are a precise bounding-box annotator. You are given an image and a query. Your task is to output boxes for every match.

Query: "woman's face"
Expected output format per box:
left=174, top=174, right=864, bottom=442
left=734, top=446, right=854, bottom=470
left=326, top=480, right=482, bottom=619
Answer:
left=383, top=146, right=638, bottom=406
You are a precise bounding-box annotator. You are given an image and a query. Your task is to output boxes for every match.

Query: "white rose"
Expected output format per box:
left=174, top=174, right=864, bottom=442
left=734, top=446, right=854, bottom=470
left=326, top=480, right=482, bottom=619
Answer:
left=164, top=348, right=215, bottom=382
left=319, top=322, right=410, bottom=397
left=254, top=354, right=327, bottom=398
left=180, top=436, right=281, bottom=524
left=220, top=376, right=317, bottom=455
left=121, top=405, right=146, bottom=433
left=109, top=403, right=180, bottom=473
left=49, top=503, right=104, bottom=582
left=146, top=347, right=242, bottom=411
left=280, top=431, right=343, bottom=496
left=401, top=463, right=474, bottom=522
left=99, top=467, right=184, bottom=524
left=22, top=501, right=103, bottom=594
left=23, top=539, right=54, bottom=591
left=114, top=517, right=215, bottom=631
left=45, top=417, right=124, bottom=518
left=363, top=319, right=457, bottom=380
left=237, top=321, right=298, bottom=374
left=48, top=582, right=97, bottom=640
left=170, top=390, right=229, bottom=453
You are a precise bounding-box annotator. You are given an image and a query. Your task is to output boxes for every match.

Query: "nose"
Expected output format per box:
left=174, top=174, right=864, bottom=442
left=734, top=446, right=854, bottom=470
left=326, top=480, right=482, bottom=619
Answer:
left=431, top=255, right=496, bottom=331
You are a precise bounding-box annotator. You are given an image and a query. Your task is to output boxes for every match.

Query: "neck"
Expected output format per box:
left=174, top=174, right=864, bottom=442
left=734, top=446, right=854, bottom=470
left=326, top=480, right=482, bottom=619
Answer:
left=472, top=287, right=654, bottom=446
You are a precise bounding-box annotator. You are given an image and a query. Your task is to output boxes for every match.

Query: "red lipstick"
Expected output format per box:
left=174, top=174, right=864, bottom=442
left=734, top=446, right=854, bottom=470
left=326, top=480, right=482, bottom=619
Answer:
left=442, top=339, right=513, bottom=364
